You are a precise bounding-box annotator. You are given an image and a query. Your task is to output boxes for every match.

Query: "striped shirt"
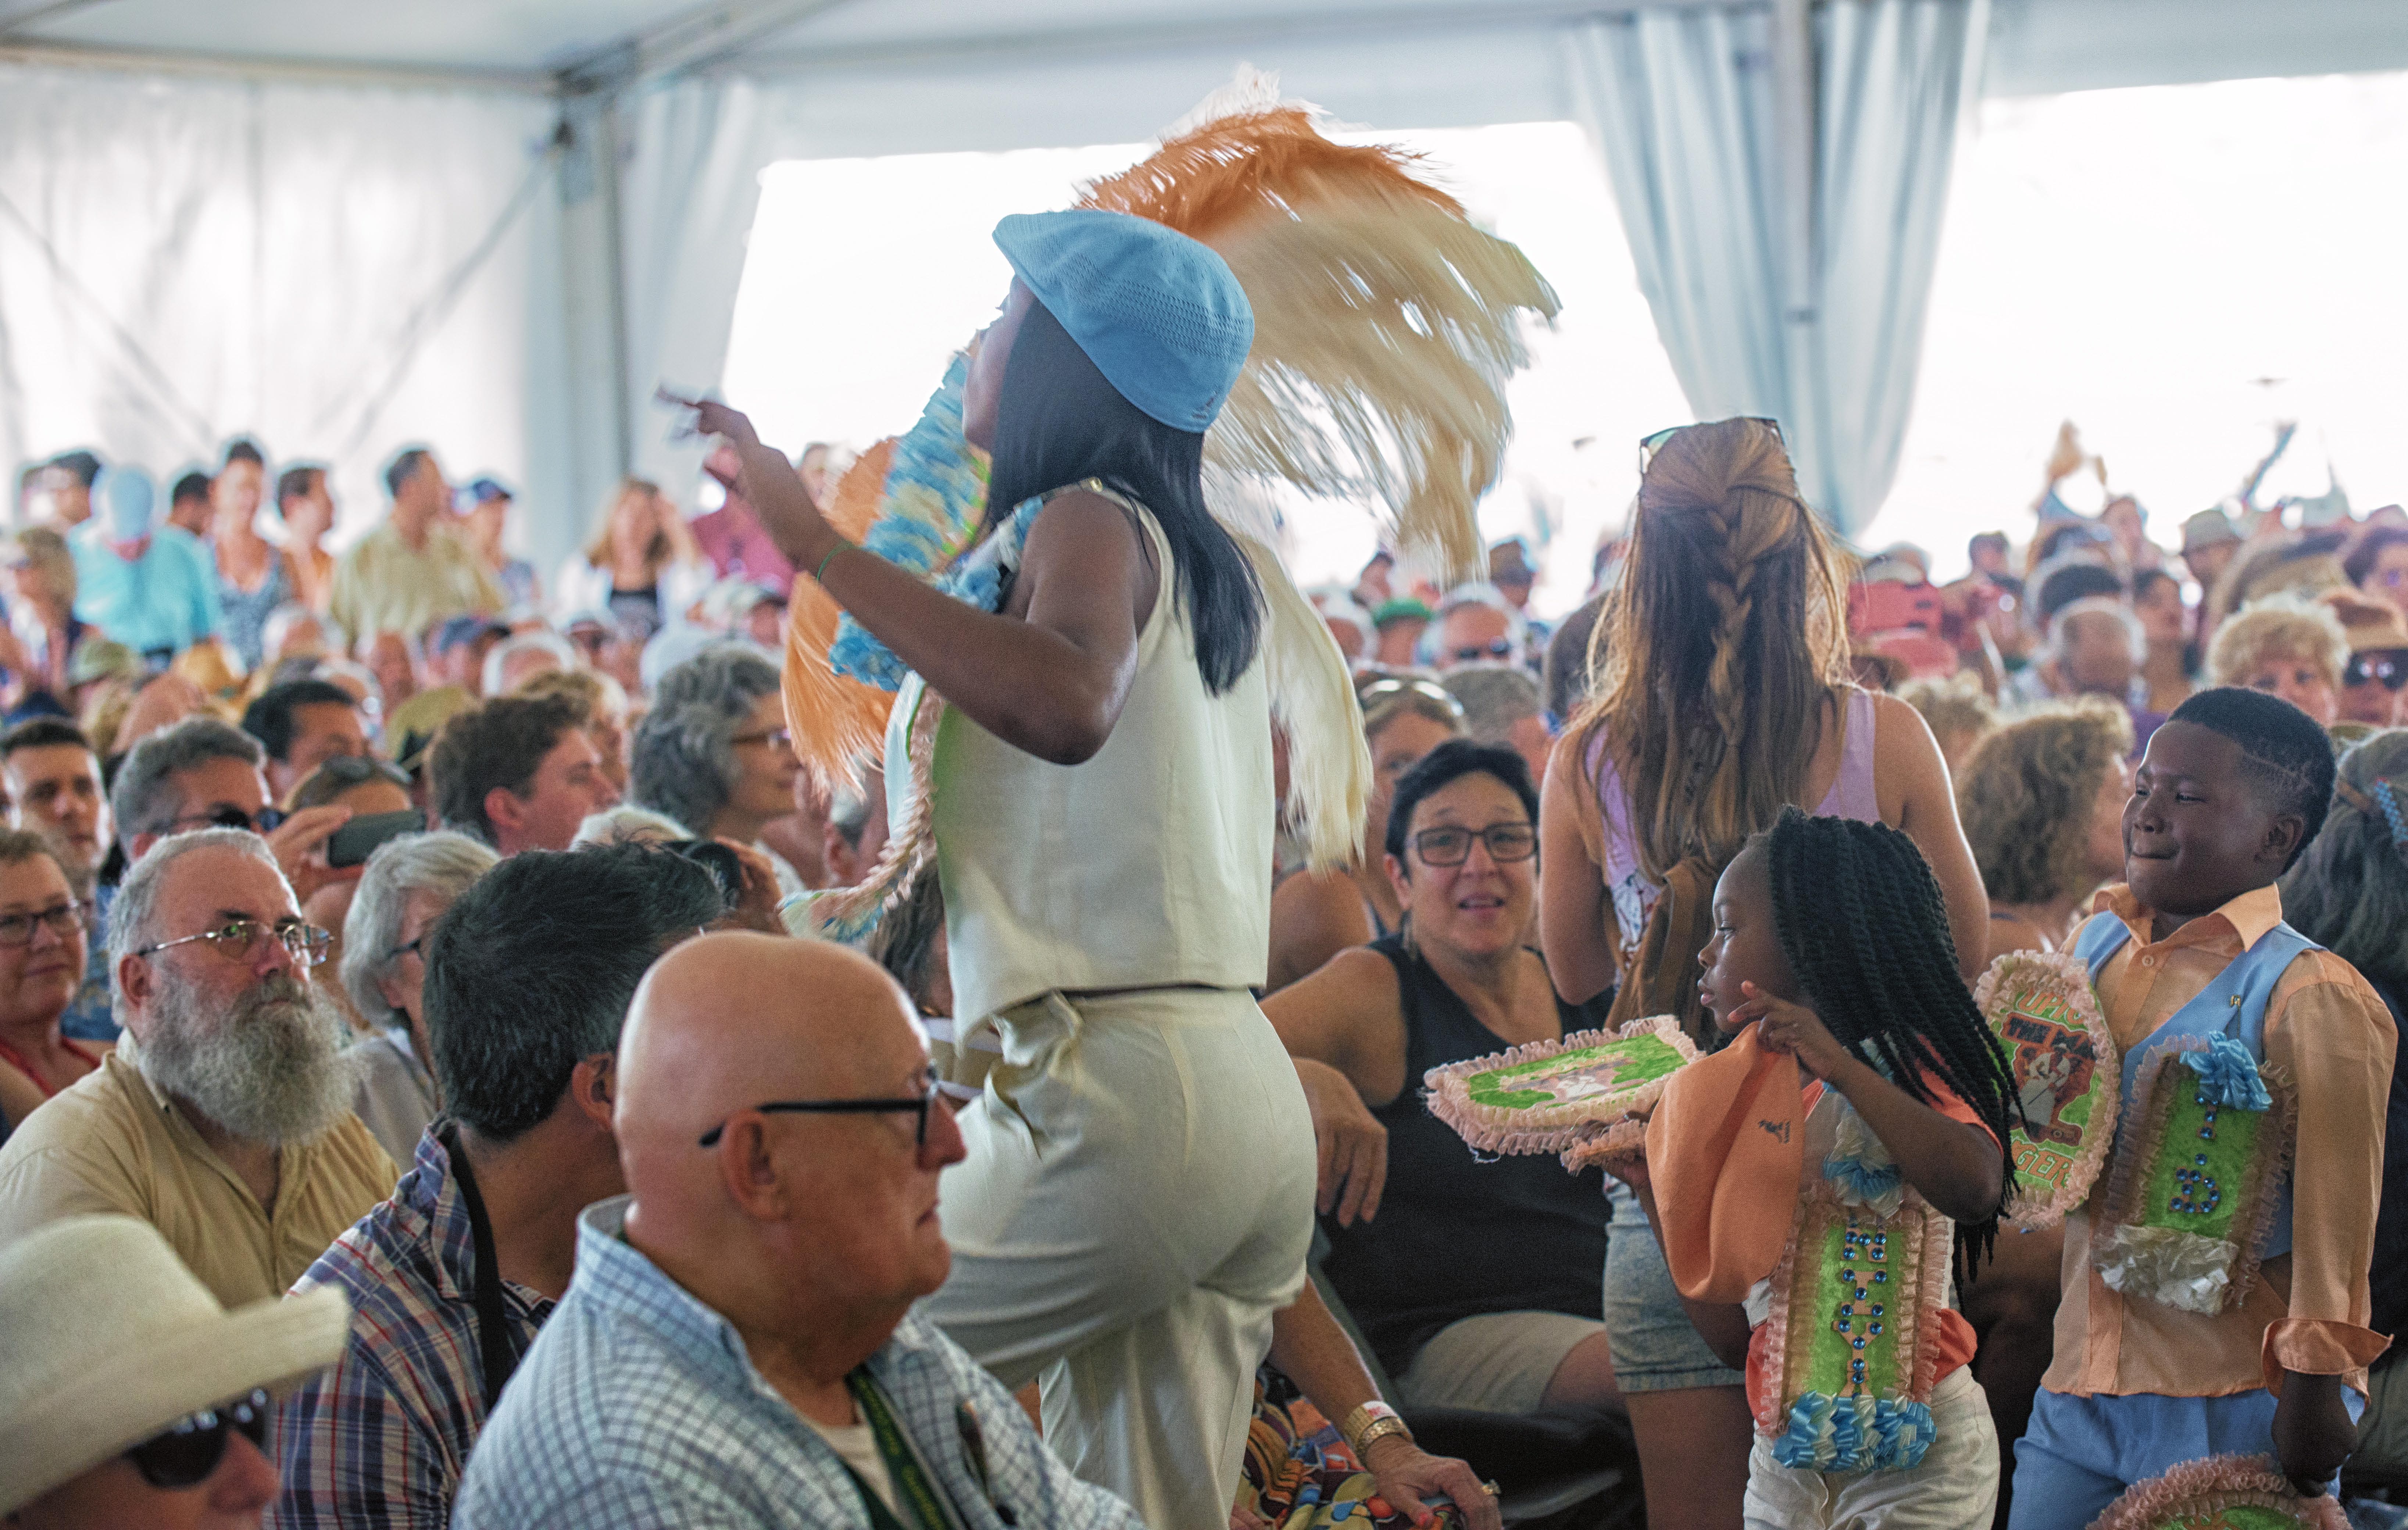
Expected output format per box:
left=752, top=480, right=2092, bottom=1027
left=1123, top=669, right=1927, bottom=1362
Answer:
left=453, top=1196, right=1146, bottom=1530
left=270, top=1128, right=553, bottom=1530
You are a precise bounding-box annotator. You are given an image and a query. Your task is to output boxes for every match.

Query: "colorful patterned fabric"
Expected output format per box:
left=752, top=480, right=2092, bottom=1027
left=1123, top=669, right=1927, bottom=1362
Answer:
left=272, top=1128, right=552, bottom=1530
left=1237, top=1369, right=1460, bottom=1530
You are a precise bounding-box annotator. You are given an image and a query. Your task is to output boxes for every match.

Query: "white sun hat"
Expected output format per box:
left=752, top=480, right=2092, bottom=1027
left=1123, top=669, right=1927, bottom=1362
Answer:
left=0, top=1214, right=349, bottom=1513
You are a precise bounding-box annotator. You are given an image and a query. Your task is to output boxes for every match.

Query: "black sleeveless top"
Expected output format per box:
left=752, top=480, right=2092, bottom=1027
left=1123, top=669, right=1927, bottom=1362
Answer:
left=1319, top=933, right=1615, bottom=1380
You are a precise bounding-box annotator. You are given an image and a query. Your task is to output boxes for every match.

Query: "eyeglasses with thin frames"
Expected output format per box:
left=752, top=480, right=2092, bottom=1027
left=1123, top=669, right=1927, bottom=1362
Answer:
left=136, top=918, right=333, bottom=968
left=698, top=1065, right=943, bottom=1149
left=731, top=726, right=794, bottom=751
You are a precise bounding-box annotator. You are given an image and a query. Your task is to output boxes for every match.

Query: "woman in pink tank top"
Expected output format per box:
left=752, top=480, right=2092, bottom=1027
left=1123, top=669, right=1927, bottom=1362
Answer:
left=1535, top=419, right=1989, bottom=1530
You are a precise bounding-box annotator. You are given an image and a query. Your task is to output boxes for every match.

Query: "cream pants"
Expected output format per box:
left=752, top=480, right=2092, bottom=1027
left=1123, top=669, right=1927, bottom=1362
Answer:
left=921, top=987, right=1317, bottom=1530
left=1744, top=1368, right=2000, bottom=1530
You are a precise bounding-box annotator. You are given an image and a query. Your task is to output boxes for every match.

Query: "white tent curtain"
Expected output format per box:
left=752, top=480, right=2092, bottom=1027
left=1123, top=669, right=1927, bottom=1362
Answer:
left=1566, top=0, right=1986, bottom=535
left=0, top=64, right=565, bottom=574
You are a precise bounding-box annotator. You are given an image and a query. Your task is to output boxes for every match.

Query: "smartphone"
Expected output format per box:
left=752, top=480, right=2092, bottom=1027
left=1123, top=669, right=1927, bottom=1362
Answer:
left=327, top=809, right=429, bottom=869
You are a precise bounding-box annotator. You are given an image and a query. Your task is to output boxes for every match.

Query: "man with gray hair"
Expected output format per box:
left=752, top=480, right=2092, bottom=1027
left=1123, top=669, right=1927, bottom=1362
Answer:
left=1440, top=661, right=1553, bottom=788
left=0, top=829, right=393, bottom=1306
left=110, top=715, right=355, bottom=904
left=339, top=830, right=499, bottom=1165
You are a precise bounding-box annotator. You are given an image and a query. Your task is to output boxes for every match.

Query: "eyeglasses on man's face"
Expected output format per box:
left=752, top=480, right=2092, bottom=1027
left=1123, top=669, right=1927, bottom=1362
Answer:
left=1449, top=638, right=1515, bottom=664
left=2344, top=649, right=2408, bottom=692
left=1410, top=823, right=1539, bottom=868
left=0, top=901, right=87, bottom=947
left=125, top=1388, right=270, bottom=1491
left=136, top=917, right=333, bottom=968
left=698, top=1065, right=944, bottom=1149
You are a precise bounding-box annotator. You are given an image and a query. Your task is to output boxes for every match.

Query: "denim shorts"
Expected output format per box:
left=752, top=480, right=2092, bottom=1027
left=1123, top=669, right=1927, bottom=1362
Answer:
left=1600, top=1179, right=1747, bottom=1393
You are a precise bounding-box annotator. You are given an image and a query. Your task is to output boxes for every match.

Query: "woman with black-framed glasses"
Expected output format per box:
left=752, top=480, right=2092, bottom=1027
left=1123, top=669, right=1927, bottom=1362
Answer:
left=1265, top=740, right=1624, bottom=1427
left=0, top=831, right=101, bottom=1139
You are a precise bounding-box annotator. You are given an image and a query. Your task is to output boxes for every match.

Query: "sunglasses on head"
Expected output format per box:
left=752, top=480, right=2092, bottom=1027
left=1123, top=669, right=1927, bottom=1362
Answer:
left=125, top=1388, right=270, bottom=1490
left=2345, top=649, right=2408, bottom=691
left=1640, top=417, right=1784, bottom=472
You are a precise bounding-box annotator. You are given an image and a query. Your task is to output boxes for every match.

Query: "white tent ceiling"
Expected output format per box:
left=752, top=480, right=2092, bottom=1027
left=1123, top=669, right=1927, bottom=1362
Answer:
left=7, top=0, right=2406, bottom=106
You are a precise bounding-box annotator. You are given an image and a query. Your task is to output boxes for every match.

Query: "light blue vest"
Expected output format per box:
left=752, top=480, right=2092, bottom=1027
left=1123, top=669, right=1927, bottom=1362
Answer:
left=2071, top=909, right=2317, bottom=1262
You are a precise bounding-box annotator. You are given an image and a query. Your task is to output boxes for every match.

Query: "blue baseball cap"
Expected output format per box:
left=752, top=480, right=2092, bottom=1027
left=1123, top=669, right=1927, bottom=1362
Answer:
left=97, top=465, right=156, bottom=542
left=990, top=208, right=1253, bottom=434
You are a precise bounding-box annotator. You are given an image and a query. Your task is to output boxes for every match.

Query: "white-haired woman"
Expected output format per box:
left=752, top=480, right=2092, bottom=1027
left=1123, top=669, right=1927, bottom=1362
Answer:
left=339, top=831, right=499, bottom=1166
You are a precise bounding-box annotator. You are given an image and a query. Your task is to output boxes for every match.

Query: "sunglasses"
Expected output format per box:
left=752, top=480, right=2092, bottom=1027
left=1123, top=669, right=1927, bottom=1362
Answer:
left=1641, top=417, right=1783, bottom=472
left=2345, top=649, right=2408, bottom=692
left=1450, top=638, right=1515, bottom=663
left=1357, top=676, right=1466, bottom=725
left=698, top=1065, right=944, bottom=1149
left=125, top=1388, right=270, bottom=1490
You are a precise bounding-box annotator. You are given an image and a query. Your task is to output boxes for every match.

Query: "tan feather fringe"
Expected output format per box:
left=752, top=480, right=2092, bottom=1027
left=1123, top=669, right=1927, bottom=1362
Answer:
left=1237, top=531, right=1369, bottom=869
left=779, top=438, right=898, bottom=790
left=1079, top=101, right=1560, bottom=580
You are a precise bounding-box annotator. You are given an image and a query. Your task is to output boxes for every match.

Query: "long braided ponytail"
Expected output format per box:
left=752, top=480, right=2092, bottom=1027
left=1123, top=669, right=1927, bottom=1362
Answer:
left=1572, top=419, right=1851, bottom=886
left=1760, top=808, right=2019, bottom=1267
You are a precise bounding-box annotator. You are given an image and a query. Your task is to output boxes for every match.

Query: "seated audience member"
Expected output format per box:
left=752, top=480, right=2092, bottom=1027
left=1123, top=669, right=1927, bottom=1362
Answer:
left=513, top=665, right=632, bottom=798
left=1264, top=674, right=1464, bottom=993
left=427, top=694, right=619, bottom=856
left=1541, top=593, right=1606, bottom=726
left=422, top=614, right=506, bottom=696
left=2052, top=597, right=2163, bottom=749
left=1426, top=583, right=1521, bottom=671
left=689, top=443, right=801, bottom=590
left=1441, top=662, right=1551, bottom=789
left=1957, top=699, right=2137, bottom=958
left=452, top=933, right=1145, bottom=1530
left=2323, top=589, right=2408, bottom=730
left=572, top=805, right=690, bottom=847
left=2347, top=525, right=2408, bottom=622
left=479, top=630, right=577, bottom=698
left=3, top=525, right=88, bottom=712
left=69, top=465, right=223, bottom=661
left=276, top=844, right=725, bottom=1530
left=1, top=720, right=115, bottom=1040
left=2180, top=508, right=2244, bottom=595
left=0, top=829, right=392, bottom=1305
left=630, top=647, right=799, bottom=849
left=0, top=832, right=103, bottom=1129
left=357, top=631, right=421, bottom=715
left=1897, top=673, right=1999, bottom=779
left=1315, top=591, right=1373, bottom=665
left=457, top=476, right=541, bottom=609
left=2130, top=567, right=2198, bottom=715
left=170, top=467, right=215, bottom=539
left=111, top=716, right=357, bottom=906
left=1265, top=742, right=1622, bottom=1419
left=0, top=1213, right=347, bottom=1530
left=334, top=830, right=495, bottom=1166
left=1370, top=597, right=1432, bottom=669
left=276, top=462, right=339, bottom=612
left=35, top=448, right=101, bottom=530
left=2208, top=594, right=2349, bottom=729
left=242, top=679, right=374, bottom=804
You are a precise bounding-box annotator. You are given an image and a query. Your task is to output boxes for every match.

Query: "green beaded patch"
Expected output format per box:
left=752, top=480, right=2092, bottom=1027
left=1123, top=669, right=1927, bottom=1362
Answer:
left=1793, top=1208, right=1907, bottom=1402
left=1464, top=1033, right=1689, bottom=1112
left=2162, top=1507, right=2308, bottom=1530
left=2136, top=1080, right=2261, bottom=1241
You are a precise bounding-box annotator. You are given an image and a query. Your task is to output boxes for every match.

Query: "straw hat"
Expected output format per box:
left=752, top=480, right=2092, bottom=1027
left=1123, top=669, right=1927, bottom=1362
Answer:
left=0, top=1215, right=348, bottom=1513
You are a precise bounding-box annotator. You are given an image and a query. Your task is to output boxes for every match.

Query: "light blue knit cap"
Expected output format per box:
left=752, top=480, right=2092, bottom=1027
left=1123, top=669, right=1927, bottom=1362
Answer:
left=991, top=208, right=1254, bottom=433
left=98, top=465, right=156, bottom=541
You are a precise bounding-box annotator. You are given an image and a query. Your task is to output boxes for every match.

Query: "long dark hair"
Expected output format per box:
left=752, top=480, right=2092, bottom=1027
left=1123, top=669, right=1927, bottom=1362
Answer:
left=1759, top=808, right=2019, bottom=1266
left=985, top=299, right=1262, bottom=693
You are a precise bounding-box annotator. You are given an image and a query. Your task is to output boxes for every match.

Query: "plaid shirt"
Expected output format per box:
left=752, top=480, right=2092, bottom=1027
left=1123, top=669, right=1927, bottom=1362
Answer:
left=269, top=1128, right=554, bottom=1530
left=453, top=1196, right=1146, bottom=1530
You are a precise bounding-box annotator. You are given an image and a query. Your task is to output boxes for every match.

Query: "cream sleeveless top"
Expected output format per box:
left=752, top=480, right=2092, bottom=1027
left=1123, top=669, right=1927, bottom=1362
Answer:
left=885, top=487, right=1273, bottom=1024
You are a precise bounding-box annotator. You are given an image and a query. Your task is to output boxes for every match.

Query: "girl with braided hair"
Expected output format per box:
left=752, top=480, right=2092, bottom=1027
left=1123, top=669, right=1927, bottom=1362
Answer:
left=1540, top=417, right=1990, bottom=1527
left=1623, top=808, right=2016, bottom=1527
